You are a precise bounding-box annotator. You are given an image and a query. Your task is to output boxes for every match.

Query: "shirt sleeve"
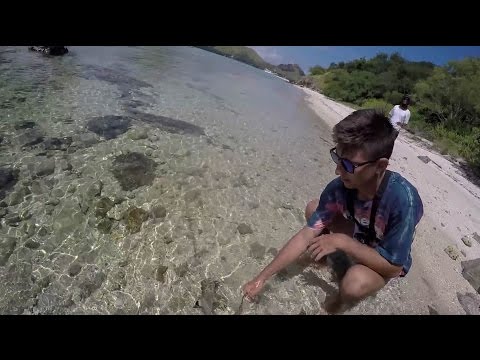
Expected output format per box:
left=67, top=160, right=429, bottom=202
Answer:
left=388, top=106, right=395, bottom=118
left=404, top=110, right=411, bottom=125
left=306, top=178, right=345, bottom=231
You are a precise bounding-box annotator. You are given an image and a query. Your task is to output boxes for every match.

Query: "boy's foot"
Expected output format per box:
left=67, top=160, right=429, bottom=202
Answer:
left=323, top=294, right=345, bottom=314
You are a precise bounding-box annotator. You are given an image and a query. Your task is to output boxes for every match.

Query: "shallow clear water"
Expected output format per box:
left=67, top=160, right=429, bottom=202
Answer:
left=0, top=46, right=343, bottom=314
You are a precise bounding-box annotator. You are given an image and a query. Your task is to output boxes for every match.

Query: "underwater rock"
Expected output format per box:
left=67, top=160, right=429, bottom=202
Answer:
left=124, top=207, right=149, bottom=234
left=111, top=152, right=157, bottom=191
left=86, top=115, right=132, bottom=140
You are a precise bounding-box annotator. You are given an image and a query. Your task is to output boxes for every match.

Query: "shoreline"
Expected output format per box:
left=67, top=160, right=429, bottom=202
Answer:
left=297, top=85, right=480, bottom=314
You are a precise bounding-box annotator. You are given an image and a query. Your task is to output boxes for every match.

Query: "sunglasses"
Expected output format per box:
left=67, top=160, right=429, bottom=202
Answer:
left=330, top=147, right=380, bottom=174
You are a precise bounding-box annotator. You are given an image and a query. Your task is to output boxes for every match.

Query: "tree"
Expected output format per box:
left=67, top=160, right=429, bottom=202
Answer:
left=309, top=65, right=325, bottom=75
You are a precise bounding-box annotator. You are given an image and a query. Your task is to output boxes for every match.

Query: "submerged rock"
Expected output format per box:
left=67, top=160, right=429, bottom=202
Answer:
left=7, top=186, right=30, bottom=206
left=97, top=218, right=114, bottom=234
left=14, top=121, right=36, bottom=130
left=35, top=157, right=55, bottom=177
left=16, top=128, right=44, bottom=147
left=124, top=207, right=149, bottom=234
left=5, top=213, right=21, bottom=226
left=151, top=205, right=167, bottom=219
left=43, top=137, right=72, bottom=151
left=80, top=64, right=152, bottom=90
left=249, top=242, right=266, bottom=260
left=86, top=181, right=103, bottom=198
left=86, top=115, right=132, bottom=140
left=127, top=110, right=205, bottom=136
left=111, top=152, right=157, bottom=191
left=237, top=223, right=253, bottom=235
left=127, top=128, right=149, bottom=140
left=0, top=167, right=19, bottom=200
left=0, top=236, right=16, bottom=266
left=95, top=197, right=114, bottom=217
left=155, top=265, right=168, bottom=282
left=76, top=265, right=106, bottom=300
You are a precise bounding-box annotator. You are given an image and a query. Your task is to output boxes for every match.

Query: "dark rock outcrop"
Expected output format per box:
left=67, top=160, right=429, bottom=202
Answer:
left=277, top=63, right=305, bottom=76
left=28, top=46, right=68, bottom=56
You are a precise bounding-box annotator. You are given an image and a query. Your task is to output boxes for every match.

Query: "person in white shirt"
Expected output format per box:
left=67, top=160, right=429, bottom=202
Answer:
left=388, top=95, right=411, bottom=137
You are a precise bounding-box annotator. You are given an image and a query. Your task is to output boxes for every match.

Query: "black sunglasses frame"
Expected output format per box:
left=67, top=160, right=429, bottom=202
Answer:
left=330, top=147, right=380, bottom=174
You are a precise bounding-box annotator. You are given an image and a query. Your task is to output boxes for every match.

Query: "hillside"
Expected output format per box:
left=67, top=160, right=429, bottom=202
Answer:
left=195, top=46, right=305, bottom=83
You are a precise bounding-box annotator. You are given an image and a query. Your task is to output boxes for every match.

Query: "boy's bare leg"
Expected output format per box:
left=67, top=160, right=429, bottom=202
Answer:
left=304, top=199, right=388, bottom=313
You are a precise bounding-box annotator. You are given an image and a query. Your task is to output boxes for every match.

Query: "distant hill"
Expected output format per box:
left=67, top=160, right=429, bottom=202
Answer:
left=195, top=46, right=305, bottom=83
left=196, top=46, right=270, bottom=69
left=275, top=64, right=305, bottom=83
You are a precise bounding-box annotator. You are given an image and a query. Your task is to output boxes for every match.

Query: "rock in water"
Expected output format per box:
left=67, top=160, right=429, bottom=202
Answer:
left=97, top=218, right=114, bottom=234
left=155, top=265, right=168, bottom=282
left=35, top=158, right=55, bottom=177
left=124, top=207, right=149, bottom=234
left=151, top=205, right=167, bottom=219
left=111, top=152, right=157, bottom=191
left=0, top=237, right=16, bottom=266
left=43, top=137, right=72, bottom=151
left=16, top=128, right=44, bottom=147
left=195, top=279, right=220, bottom=315
left=237, top=223, right=253, bottom=235
left=95, top=197, right=114, bottom=217
left=127, top=110, right=205, bottom=136
left=86, top=115, right=132, bottom=140
left=14, top=121, right=36, bottom=130
left=0, top=167, right=19, bottom=200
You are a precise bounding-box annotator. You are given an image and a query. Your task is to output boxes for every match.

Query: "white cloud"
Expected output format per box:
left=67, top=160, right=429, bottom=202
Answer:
left=248, top=46, right=284, bottom=64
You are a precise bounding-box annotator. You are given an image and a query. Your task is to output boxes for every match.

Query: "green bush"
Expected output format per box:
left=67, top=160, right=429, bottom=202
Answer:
left=361, top=99, right=392, bottom=115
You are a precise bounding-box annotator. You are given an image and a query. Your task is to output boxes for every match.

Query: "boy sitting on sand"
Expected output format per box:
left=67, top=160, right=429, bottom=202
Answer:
left=243, top=109, right=424, bottom=313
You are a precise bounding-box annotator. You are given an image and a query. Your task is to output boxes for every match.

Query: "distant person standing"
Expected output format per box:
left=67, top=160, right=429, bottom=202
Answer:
left=388, top=95, right=411, bottom=138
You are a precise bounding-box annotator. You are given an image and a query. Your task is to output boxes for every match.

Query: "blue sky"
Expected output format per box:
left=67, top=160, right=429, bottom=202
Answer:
left=249, top=46, right=480, bottom=73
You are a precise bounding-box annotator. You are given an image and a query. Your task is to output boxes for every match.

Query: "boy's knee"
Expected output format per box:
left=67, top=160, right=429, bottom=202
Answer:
left=305, top=199, right=319, bottom=222
left=340, top=279, right=368, bottom=301
left=339, top=266, right=377, bottom=302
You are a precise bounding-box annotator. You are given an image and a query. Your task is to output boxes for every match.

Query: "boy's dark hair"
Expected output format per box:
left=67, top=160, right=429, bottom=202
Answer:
left=402, top=95, right=411, bottom=104
left=332, top=109, right=396, bottom=160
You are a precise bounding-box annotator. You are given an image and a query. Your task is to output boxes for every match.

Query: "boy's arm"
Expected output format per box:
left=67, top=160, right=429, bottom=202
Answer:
left=254, top=226, right=321, bottom=282
left=244, top=178, right=343, bottom=300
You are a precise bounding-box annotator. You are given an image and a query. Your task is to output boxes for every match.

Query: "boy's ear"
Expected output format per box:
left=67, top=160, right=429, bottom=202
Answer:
left=376, top=158, right=389, bottom=174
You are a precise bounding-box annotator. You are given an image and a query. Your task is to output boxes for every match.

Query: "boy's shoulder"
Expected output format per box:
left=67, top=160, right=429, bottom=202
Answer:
left=386, top=171, right=423, bottom=209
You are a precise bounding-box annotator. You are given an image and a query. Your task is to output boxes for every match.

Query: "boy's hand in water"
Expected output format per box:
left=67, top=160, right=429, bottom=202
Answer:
left=242, top=277, right=266, bottom=302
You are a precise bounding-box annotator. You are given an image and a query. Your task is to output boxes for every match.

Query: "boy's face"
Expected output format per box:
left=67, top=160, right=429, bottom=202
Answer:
left=334, top=146, right=384, bottom=189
